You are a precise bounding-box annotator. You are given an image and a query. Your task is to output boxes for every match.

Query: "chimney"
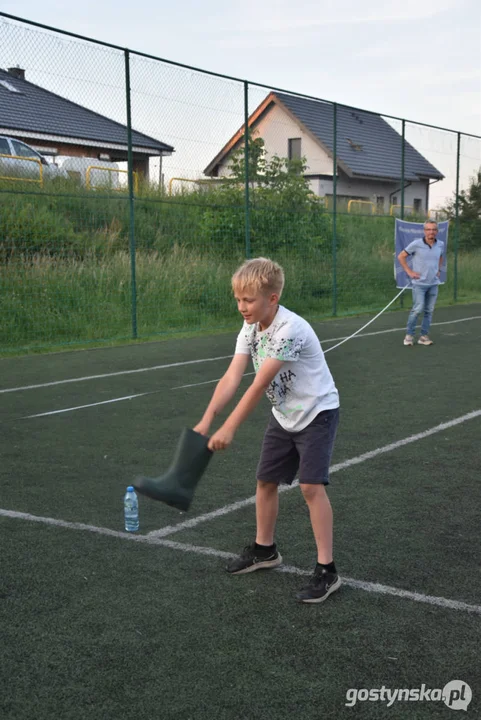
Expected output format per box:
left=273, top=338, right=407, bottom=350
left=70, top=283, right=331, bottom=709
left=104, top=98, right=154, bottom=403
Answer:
left=7, top=66, right=25, bottom=80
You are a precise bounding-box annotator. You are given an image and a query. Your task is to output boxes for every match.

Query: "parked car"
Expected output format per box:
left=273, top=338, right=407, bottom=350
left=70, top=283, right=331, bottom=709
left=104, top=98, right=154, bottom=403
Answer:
left=0, top=135, right=67, bottom=182
left=57, top=156, right=122, bottom=189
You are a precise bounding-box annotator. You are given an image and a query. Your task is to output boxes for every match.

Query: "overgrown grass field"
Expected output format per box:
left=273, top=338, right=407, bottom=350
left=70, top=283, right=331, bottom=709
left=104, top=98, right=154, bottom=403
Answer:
left=1, top=184, right=480, bottom=353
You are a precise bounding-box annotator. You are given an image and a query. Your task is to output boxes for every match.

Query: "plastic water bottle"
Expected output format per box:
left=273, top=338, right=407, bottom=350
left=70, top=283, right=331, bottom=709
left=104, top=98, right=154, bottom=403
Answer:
left=124, top=486, right=139, bottom=532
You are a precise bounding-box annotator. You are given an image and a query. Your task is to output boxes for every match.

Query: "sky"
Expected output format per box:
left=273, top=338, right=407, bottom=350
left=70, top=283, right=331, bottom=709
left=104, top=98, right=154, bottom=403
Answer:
left=1, top=0, right=480, bottom=204
left=3, top=0, right=480, bottom=134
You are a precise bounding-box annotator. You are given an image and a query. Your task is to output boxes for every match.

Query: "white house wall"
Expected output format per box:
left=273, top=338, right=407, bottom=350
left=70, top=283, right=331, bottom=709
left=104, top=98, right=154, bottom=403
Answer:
left=214, top=102, right=431, bottom=214
left=312, top=177, right=429, bottom=213
left=217, top=103, right=333, bottom=177
left=255, top=104, right=333, bottom=175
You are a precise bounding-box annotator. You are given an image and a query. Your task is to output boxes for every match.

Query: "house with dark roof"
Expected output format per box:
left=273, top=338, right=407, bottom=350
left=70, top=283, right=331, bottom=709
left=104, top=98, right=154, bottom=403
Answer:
left=204, top=92, right=444, bottom=214
left=0, top=67, right=174, bottom=177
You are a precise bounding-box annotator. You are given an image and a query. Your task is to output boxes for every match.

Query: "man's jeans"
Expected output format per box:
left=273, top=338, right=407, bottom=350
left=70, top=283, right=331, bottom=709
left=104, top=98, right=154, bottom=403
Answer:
left=406, top=284, right=439, bottom=336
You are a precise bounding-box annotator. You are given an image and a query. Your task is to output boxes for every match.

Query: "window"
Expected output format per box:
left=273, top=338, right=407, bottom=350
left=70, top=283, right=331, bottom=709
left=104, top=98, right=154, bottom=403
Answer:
left=346, top=138, right=363, bottom=151
left=413, top=198, right=422, bottom=213
left=0, top=137, right=10, bottom=155
left=376, top=196, right=385, bottom=212
left=11, top=140, right=42, bottom=161
left=0, top=79, right=21, bottom=93
left=392, top=195, right=398, bottom=206
left=288, top=138, right=301, bottom=161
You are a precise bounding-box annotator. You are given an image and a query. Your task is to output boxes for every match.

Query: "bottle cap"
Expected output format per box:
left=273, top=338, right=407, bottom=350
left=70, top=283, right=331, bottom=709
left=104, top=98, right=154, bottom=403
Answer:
left=127, top=485, right=134, bottom=492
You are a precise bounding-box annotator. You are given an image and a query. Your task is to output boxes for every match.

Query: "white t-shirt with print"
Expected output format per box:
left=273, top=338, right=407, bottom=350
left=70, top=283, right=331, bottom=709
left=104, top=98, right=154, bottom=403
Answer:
left=235, top=305, right=339, bottom=432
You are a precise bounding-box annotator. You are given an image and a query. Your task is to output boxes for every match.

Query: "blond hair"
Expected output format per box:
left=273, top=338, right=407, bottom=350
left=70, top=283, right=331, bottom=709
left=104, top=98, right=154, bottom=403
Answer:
left=232, top=257, right=285, bottom=297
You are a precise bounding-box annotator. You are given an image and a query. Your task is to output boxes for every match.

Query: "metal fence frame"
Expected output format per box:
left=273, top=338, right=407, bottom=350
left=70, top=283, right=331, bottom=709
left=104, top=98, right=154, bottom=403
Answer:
left=1, top=11, right=480, bottom=345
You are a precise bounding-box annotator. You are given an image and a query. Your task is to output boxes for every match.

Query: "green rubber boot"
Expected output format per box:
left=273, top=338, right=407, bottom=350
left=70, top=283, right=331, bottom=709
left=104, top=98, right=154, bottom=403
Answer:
left=134, top=428, right=212, bottom=511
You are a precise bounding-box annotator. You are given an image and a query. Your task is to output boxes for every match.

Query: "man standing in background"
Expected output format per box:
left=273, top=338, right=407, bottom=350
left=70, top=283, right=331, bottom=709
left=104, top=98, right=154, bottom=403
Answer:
left=398, top=221, right=444, bottom=346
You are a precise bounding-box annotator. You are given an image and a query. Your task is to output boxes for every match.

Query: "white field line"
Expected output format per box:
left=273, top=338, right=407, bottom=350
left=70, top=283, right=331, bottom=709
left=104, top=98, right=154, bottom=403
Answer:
left=322, top=314, right=481, bottom=339
left=2, top=315, right=480, bottom=396
left=0, top=355, right=233, bottom=394
left=21, top=377, right=257, bottom=419
left=171, top=374, right=255, bottom=391
left=16, top=314, right=481, bottom=418
left=147, top=409, right=481, bottom=539
left=1, top=508, right=480, bottom=616
left=148, top=481, right=296, bottom=540
left=175, top=313, right=481, bottom=389
left=24, top=394, right=147, bottom=419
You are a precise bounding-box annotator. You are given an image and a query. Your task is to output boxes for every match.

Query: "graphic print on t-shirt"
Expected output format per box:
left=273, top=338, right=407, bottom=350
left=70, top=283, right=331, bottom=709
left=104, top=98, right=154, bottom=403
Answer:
left=234, top=305, right=339, bottom=432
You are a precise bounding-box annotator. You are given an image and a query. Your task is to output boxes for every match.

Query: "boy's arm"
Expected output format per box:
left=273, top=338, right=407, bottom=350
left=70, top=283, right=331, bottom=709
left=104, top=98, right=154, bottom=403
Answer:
left=193, top=353, right=250, bottom=436
left=208, top=357, right=284, bottom=451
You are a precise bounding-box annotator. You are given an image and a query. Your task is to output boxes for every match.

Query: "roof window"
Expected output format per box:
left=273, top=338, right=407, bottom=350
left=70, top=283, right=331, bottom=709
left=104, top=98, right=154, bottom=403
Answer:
left=346, top=138, right=363, bottom=151
left=0, top=79, right=22, bottom=93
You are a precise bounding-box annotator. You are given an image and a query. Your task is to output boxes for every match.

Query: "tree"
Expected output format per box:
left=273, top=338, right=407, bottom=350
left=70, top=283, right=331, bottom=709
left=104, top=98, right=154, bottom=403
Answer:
left=197, top=133, right=330, bottom=255
left=444, top=168, right=481, bottom=222
left=226, top=134, right=317, bottom=209
left=443, top=168, right=481, bottom=250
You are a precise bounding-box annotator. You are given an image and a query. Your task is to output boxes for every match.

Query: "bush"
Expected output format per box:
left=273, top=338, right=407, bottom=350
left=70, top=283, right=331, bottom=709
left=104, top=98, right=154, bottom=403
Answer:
left=0, top=194, right=87, bottom=261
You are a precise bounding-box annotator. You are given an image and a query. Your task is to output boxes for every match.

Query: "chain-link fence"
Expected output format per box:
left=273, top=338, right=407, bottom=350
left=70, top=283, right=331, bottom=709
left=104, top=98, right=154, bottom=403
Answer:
left=1, top=12, right=480, bottom=353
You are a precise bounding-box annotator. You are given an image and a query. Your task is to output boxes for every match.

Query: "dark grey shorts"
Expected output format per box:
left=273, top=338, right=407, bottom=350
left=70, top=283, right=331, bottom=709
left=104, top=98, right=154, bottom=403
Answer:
left=256, top=407, right=340, bottom=486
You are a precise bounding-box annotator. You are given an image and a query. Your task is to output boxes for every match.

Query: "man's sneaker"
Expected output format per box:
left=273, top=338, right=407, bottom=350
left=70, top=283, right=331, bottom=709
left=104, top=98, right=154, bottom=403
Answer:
left=226, top=543, right=282, bottom=575
left=403, top=334, right=414, bottom=346
left=418, top=335, right=433, bottom=345
left=295, top=566, right=341, bottom=604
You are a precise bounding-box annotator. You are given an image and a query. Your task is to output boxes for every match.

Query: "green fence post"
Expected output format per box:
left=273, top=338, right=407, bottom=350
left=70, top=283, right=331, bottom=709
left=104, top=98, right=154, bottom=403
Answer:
left=244, top=81, right=251, bottom=259
left=401, top=119, right=405, bottom=219
left=399, top=119, right=406, bottom=308
left=124, top=48, right=138, bottom=339
left=454, top=131, right=461, bottom=301
left=332, top=102, right=337, bottom=316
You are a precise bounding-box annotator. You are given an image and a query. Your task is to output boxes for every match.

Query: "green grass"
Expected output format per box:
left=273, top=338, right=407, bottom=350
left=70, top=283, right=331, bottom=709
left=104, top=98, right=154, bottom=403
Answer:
left=1, top=187, right=480, bottom=353
left=1, top=306, right=480, bottom=719
left=2, top=242, right=480, bottom=354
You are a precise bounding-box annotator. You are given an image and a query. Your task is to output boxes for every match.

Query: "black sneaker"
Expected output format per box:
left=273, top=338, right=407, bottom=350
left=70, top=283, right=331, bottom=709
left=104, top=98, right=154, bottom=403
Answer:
left=296, top=566, right=341, bottom=603
left=226, top=543, right=282, bottom=575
